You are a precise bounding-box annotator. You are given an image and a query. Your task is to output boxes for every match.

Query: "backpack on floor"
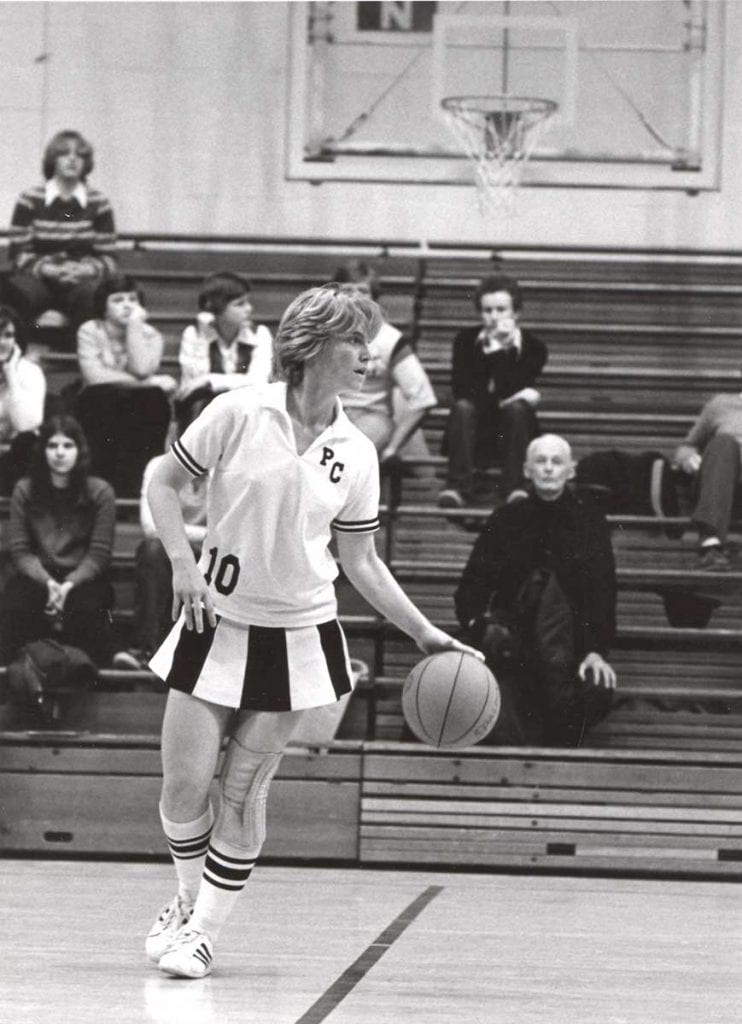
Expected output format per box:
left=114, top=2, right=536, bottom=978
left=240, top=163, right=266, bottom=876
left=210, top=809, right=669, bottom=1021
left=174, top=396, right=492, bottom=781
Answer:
left=7, top=638, right=98, bottom=724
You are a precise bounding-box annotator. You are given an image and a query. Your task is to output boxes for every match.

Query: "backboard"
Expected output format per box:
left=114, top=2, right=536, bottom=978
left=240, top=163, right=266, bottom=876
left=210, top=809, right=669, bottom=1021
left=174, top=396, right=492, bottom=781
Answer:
left=286, top=0, right=724, bottom=191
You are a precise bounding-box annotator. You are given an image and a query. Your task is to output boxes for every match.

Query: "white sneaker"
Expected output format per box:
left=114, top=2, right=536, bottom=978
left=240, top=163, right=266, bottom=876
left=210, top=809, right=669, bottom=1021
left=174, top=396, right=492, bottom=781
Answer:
left=145, top=895, right=194, bottom=963
left=158, top=927, right=214, bottom=979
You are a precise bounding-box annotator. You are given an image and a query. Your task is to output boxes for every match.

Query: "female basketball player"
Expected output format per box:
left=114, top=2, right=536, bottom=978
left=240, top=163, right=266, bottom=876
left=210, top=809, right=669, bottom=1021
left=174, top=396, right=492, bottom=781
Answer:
left=144, top=283, right=482, bottom=978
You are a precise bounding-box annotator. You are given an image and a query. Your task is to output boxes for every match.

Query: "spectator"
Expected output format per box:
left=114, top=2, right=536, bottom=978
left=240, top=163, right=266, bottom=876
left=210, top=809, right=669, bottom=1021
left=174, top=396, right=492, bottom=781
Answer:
left=0, top=415, right=115, bottom=667
left=113, top=406, right=208, bottom=671
left=455, top=434, right=616, bottom=746
left=335, top=260, right=437, bottom=471
left=5, top=130, right=116, bottom=330
left=74, top=273, right=175, bottom=496
left=673, top=391, right=742, bottom=569
left=176, top=272, right=272, bottom=422
left=0, top=305, right=46, bottom=495
left=438, top=274, right=547, bottom=508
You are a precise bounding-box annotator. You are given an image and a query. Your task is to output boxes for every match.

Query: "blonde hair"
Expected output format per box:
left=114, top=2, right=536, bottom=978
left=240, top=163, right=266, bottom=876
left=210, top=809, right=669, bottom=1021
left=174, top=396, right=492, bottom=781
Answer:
left=272, top=284, right=382, bottom=385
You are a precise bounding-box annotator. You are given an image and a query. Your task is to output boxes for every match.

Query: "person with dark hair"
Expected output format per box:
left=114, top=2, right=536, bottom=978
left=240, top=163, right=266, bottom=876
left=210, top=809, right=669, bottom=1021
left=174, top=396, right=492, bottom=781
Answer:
left=143, top=283, right=481, bottom=979
left=5, top=130, right=117, bottom=329
left=176, top=271, right=272, bottom=421
left=0, top=415, right=115, bottom=666
left=74, top=273, right=175, bottom=496
left=334, top=260, right=437, bottom=469
left=438, top=274, right=548, bottom=508
left=0, top=305, right=46, bottom=495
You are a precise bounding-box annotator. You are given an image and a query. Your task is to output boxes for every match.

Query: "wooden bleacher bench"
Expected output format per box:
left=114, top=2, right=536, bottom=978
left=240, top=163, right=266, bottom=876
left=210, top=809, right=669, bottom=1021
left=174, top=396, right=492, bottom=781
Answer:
left=4, top=235, right=742, bottom=873
left=358, top=743, right=742, bottom=875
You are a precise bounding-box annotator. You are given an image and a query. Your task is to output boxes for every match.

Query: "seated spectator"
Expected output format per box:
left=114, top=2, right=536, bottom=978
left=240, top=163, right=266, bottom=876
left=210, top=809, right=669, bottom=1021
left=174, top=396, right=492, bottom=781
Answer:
left=0, top=415, right=115, bottom=667
left=5, top=130, right=116, bottom=331
left=673, top=391, right=742, bottom=570
left=334, top=260, right=437, bottom=471
left=438, top=274, right=547, bottom=508
left=176, top=271, right=273, bottom=421
left=0, top=305, right=46, bottom=495
left=113, top=406, right=208, bottom=670
left=74, top=273, right=175, bottom=497
left=455, top=434, right=616, bottom=746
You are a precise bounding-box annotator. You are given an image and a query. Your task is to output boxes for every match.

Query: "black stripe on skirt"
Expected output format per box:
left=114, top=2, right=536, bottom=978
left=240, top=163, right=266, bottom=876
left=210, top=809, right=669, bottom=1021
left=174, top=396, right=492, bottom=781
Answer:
left=317, top=620, right=352, bottom=699
left=165, top=616, right=219, bottom=694
left=240, top=625, right=291, bottom=711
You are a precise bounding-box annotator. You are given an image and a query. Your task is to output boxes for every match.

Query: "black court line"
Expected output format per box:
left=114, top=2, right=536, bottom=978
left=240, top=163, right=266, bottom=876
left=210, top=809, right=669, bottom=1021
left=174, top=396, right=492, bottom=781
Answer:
left=294, top=884, right=445, bottom=1024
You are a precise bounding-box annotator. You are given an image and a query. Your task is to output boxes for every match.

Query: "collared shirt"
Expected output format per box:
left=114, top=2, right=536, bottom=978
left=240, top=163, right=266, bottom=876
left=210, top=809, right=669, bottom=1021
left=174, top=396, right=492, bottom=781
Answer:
left=44, top=180, right=88, bottom=208
left=171, top=382, right=380, bottom=627
left=178, top=320, right=273, bottom=397
left=9, top=182, right=117, bottom=275
left=451, top=325, right=548, bottom=405
left=77, top=318, right=164, bottom=385
left=478, top=326, right=523, bottom=356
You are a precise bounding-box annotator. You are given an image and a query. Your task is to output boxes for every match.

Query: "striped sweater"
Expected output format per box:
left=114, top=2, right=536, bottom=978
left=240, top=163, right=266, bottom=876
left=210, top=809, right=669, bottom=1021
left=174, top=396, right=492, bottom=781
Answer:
left=8, top=184, right=117, bottom=278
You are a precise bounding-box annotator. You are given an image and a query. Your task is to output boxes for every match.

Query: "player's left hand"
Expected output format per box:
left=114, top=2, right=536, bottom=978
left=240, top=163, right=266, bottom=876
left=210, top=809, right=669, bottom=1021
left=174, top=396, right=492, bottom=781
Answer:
left=418, top=625, right=485, bottom=662
left=579, top=651, right=616, bottom=689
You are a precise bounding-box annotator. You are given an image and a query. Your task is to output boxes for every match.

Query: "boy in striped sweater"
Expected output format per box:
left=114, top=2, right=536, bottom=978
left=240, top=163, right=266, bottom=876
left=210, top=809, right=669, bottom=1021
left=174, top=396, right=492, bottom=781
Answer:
left=5, top=130, right=117, bottom=329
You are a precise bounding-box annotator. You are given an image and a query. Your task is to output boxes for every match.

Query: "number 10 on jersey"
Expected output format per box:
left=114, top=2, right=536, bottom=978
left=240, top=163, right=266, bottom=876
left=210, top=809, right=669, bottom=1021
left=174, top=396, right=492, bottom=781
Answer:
left=203, top=546, right=241, bottom=596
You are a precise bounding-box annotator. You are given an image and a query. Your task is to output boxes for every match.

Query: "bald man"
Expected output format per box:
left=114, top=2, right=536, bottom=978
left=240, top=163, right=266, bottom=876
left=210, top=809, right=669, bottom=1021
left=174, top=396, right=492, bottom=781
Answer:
left=455, top=434, right=617, bottom=747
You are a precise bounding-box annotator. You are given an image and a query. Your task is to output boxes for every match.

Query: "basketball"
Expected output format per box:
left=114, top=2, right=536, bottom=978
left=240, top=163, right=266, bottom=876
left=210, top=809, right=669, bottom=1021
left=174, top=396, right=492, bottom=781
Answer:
left=402, top=651, right=500, bottom=749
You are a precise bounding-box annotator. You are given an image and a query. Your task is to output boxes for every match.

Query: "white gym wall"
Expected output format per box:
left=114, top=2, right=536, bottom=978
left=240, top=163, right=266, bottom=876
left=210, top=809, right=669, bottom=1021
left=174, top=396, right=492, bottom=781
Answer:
left=0, top=0, right=739, bottom=249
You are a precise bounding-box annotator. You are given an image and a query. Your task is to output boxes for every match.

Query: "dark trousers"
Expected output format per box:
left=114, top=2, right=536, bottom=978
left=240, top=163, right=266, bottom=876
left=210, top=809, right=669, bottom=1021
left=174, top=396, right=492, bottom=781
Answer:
left=0, top=573, right=113, bottom=666
left=483, top=660, right=613, bottom=748
left=130, top=537, right=200, bottom=658
left=4, top=273, right=98, bottom=329
left=446, top=397, right=538, bottom=498
left=0, top=432, right=38, bottom=497
left=75, top=384, right=172, bottom=497
left=692, top=433, right=740, bottom=543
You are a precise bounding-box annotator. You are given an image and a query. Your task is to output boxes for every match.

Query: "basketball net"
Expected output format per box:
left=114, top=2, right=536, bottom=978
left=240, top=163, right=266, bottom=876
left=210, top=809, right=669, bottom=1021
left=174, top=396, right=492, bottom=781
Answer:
left=441, top=95, right=558, bottom=215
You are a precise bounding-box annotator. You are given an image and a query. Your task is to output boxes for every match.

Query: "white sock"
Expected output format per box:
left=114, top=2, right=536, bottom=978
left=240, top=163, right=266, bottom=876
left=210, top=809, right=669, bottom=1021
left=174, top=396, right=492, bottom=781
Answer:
left=189, top=840, right=256, bottom=941
left=159, top=803, right=214, bottom=904
left=700, top=537, right=721, bottom=549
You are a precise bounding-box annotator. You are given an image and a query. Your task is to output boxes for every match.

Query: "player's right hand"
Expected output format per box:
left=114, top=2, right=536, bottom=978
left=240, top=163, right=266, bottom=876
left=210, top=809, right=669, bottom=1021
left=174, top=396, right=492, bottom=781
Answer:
left=172, top=560, right=216, bottom=633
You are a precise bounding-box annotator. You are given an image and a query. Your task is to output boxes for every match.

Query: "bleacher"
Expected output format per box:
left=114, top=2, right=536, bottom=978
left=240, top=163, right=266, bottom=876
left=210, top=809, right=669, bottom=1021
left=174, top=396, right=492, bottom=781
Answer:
left=2, top=235, right=742, bottom=877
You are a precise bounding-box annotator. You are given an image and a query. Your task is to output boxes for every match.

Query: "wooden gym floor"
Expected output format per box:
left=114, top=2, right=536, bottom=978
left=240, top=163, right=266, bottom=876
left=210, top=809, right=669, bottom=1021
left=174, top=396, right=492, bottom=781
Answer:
left=2, top=859, right=740, bottom=1023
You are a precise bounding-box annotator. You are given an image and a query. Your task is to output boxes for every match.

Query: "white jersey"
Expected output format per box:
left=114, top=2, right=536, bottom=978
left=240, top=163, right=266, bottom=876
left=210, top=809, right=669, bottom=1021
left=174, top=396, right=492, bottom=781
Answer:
left=171, top=382, right=380, bottom=628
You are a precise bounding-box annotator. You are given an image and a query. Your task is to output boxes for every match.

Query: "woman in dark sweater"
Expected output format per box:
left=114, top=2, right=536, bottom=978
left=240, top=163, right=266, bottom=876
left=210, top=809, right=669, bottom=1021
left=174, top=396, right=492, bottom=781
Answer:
left=1, top=415, right=115, bottom=665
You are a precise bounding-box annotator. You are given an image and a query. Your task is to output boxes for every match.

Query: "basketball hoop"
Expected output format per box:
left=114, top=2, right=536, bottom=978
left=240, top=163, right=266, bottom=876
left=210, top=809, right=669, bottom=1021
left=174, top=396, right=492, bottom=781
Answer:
left=441, top=95, right=558, bottom=213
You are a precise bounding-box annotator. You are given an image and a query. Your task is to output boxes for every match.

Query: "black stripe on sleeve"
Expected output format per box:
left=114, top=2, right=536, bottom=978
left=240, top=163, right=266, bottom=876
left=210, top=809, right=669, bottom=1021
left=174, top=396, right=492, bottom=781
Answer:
left=332, top=515, right=380, bottom=533
left=171, top=438, right=206, bottom=477
left=317, top=620, right=352, bottom=699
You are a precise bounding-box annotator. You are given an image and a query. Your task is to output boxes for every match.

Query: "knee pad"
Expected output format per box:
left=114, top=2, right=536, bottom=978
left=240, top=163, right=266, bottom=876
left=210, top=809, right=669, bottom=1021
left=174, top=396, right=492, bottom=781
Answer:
left=218, top=738, right=284, bottom=854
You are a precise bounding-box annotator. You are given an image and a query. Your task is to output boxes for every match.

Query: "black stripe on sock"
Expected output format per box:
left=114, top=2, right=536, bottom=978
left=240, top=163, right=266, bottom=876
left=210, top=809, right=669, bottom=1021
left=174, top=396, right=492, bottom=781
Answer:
left=204, top=852, right=254, bottom=883
left=167, top=826, right=213, bottom=855
left=202, top=875, right=248, bottom=892
left=241, top=625, right=291, bottom=710
left=169, top=840, right=211, bottom=859
left=165, top=617, right=219, bottom=694
left=208, top=845, right=255, bottom=867
left=317, top=620, right=352, bottom=699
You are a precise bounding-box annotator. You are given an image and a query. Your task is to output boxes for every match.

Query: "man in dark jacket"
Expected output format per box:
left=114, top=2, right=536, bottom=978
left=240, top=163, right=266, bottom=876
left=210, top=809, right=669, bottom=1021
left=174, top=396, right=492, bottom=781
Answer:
left=455, top=434, right=617, bottom=746
left=438, top=274, right=547, bottom=507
